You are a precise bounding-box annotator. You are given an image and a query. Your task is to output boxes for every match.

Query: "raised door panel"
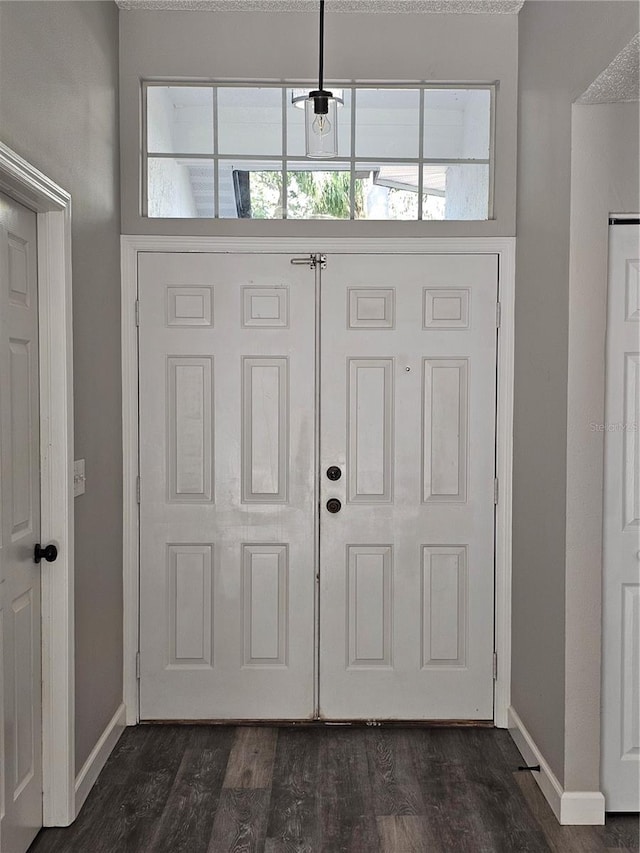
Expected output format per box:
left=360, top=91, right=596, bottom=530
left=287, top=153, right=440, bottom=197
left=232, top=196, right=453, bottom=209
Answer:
left=167, top=357, right=214, bottom=502
left=347, top=359, right=394, bottom=503
left=242, top=358, right=289, bottom=503
left=623, top=353, right=639, bottom=528
left=167, top=544, right=213, bottom=668
left=9, top=341, right=33, bottom=539
left=422, top=359, right=468, bottom=503
left=347, top=546, right=392, bottom=668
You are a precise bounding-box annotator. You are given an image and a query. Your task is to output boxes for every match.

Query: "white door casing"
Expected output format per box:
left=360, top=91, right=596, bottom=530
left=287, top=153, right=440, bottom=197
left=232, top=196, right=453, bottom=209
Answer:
left=319, top=254, right=497, bottom=719
left=137, top=249, right=500, bottom=721
left=0, top=194, right=43, bottom=852
left=602, top=223, right=640, bottom=811
left=138, top=253, right=316, bottom=719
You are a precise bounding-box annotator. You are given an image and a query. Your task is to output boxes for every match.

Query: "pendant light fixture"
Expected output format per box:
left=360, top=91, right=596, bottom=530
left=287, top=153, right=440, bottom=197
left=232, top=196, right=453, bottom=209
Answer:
left=303, top=0, right=340, bottom=158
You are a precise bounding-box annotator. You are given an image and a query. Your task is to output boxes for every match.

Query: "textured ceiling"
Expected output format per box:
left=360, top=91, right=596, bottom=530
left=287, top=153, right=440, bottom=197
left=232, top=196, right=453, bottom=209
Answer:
left=577, top=33, right=640, bottom=104
left=116, top=0, right=524, bottom=13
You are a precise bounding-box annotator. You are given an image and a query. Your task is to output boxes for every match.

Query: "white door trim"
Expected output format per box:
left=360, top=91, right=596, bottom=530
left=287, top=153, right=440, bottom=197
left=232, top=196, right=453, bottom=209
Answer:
left=121, top=234, right=514, bottom=727
left=0, top=143, right=75, bottom=825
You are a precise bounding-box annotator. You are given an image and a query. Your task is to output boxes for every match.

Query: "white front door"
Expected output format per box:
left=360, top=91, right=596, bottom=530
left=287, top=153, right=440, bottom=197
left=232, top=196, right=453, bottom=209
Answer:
left=138, top=253, right=316, bottom=719
left=602, top=223, right=640, bottom=810
left=0, top=194, right=43, bottom=851
left=138, top=251, right=498, bottom=721
left=319, top=254, right=497, bottom=719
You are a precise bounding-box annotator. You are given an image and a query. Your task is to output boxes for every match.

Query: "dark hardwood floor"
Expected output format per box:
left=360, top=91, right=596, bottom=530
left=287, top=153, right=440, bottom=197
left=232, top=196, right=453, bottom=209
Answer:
left=29, top=725, right=639, bottom=853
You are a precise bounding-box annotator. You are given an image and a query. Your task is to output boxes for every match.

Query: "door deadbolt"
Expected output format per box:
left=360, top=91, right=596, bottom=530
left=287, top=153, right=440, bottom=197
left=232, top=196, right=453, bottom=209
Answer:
left=326, top=498, right=342, bottom=513
left=326, top=466, right=342, bottom=481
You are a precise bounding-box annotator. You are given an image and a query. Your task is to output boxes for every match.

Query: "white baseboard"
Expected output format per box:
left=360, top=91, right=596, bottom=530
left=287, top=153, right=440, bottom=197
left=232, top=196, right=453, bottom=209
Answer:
left=74, top=703, right=126, bottom=815
left=508, top=706, right=605, bottom=826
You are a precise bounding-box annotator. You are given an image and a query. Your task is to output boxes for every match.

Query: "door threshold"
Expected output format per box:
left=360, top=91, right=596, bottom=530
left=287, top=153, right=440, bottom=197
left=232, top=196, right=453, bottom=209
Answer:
left=140, top=718, right=495, bottom=728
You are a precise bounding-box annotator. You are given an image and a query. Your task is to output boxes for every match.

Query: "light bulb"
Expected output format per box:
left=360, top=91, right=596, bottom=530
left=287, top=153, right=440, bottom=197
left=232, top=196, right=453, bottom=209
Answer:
left=312, top=113, right=332, bottom=137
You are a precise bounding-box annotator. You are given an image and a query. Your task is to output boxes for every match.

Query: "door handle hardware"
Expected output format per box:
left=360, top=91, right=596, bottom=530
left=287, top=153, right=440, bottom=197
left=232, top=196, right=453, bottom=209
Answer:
left=326, top=466, right=342, bottom=481
left=34, top=543, right=58, bottom=564
left=326, top=498, right=342, bottom=513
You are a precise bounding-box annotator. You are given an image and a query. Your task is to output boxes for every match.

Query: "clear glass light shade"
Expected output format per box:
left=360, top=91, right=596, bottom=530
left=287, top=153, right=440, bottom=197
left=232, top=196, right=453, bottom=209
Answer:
left=304, top=97, right=338, bottom=158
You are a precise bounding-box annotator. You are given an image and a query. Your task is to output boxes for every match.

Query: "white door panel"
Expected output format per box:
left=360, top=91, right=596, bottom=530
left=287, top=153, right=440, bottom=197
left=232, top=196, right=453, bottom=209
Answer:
left=138, top=253, right=315, bottom=719
left=602, top=224, right=640, bottom=810
left=0, top=194, right=43, bottom=852
left=319, top=254, right=497, bottom=719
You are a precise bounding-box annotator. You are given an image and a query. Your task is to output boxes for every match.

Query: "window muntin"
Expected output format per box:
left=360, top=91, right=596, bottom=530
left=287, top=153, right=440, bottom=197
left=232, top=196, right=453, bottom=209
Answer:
left=144, top=82, right=494, bottom=221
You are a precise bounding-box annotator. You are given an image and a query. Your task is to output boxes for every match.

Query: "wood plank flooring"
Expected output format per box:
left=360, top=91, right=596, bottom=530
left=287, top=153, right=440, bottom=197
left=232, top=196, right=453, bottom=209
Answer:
left=29, top=726, right=639, bottom=853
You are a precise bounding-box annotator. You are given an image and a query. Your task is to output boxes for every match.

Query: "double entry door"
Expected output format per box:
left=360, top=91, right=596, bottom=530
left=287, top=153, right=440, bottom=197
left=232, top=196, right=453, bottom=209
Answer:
left=138, top=251, right=498, bottom=721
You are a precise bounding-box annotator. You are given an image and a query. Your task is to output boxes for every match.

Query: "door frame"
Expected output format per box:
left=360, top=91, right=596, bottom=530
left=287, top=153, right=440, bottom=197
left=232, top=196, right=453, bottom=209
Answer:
left=121, top=235, right=515, bottom=727
left=0, top=143, right=75, bottom=825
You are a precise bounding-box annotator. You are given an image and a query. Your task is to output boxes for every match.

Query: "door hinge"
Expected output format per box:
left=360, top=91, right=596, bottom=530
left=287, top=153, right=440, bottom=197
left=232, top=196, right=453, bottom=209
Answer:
left=493, top=652, right=498, bottom=680
left=136, top=476, right=141, bottom=504
left=496, top=302, right=501, bottom=328
left=135, top=300, right=140, bottom=327
left=136, top=651, right=141, bottom=680
left=494, top=477, right=499, bottom=504
left=290, top=253, right=327, bottom=270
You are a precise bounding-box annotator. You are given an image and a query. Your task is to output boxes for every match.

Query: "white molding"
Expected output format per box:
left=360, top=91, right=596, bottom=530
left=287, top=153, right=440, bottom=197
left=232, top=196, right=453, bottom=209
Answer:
left=508, top=706, right=606, bottom=826
left=121, top=239, right=140, bottom=725
left=494, top=242, right=514, bottom=727
left=74, top=704, right=126, bottom=814
left=121, top=234, right=515, bottom=727
left=0, top=142, right=75, bottom=825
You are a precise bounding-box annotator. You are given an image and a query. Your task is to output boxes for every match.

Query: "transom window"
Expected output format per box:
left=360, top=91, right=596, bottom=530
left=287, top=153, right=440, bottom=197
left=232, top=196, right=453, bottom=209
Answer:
left=144, top=82, right=494, bottom=221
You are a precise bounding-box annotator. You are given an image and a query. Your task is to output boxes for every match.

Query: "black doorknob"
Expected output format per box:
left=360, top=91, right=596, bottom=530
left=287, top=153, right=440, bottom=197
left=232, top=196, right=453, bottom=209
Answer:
left=326, top=466, right=342, bottom=481
left=34, top=543, right=58, bottom=564
left=326, top=498, right=342, bottom=514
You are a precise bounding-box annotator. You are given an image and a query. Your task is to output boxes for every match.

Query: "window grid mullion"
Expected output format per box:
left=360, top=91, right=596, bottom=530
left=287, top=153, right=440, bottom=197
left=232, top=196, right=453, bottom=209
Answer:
left=418, top=88, right=425, bottom=221
left=213, top=87, right=219, bottom=219
left=282, top=87, right=288, bottom=220
left=350, top=89, right=356, bottom=220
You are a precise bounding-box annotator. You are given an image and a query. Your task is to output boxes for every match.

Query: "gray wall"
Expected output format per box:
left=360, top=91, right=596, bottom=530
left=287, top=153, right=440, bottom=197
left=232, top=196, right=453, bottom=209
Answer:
left=0, top=1, right=122, bottom=773
left=566, top=100, right=639, bottom=792
left=119, top=8, right=518, bottom=237
left=513, top=2, right=638, bottom=788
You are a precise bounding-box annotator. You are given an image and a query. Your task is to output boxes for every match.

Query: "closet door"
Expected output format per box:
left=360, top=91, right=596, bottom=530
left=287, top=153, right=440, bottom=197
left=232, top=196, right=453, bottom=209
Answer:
left=602, top=223, right=640, bottom=810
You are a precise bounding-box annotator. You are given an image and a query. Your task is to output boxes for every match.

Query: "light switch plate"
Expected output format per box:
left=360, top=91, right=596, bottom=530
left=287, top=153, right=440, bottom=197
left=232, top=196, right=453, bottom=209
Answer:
left=73, top=459, right=86, bottom=497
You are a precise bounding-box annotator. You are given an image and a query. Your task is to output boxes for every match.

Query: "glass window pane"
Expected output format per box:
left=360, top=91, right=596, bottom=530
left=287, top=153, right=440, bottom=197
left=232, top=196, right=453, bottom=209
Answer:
left=423, top=89, right=491, bottom=160
left=147, top=158, right=214, bottom=218
left=355, top=89, right=419, bottom=158
left=287, top=162, right=351, bottom=220
left=354, top=163, right=419, bottom=220
left=218, top=88, right=282, bottom=156
left=422, top=163, right=489, bottom=220
left=147, top=86, right=213, bottom=154
left=218, top=160, right=283, bottom=219
left=287, top=89, right=351, bottom=158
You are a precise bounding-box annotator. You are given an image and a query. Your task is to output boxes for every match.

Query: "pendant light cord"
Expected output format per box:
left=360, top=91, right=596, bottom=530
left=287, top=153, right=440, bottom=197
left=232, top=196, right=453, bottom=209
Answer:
left=318, top=0, right=325, bottom=93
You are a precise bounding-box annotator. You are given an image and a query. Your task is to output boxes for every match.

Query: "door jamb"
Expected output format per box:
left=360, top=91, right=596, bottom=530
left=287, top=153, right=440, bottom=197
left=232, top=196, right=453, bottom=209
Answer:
left=121, top=235, right=514, bottom=728
left=0, top=143, right=75, bottom=825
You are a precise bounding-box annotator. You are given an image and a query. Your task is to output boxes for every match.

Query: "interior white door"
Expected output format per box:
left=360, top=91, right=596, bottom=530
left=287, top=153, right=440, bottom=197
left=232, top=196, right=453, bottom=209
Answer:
left=319, top=254, right=498, bottom=719
left=602, top=223, right=640, bottom=811
left=138, top=253, right=316, bottom=719
left=0, top=194, right=43, bottom=851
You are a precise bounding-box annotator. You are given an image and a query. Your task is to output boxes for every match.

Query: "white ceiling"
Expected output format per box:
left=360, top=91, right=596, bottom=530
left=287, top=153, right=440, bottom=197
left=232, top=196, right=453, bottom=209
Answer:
left=116, top=0, right=524, bottom=13
left=577, top=34, right=640, bottom=105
